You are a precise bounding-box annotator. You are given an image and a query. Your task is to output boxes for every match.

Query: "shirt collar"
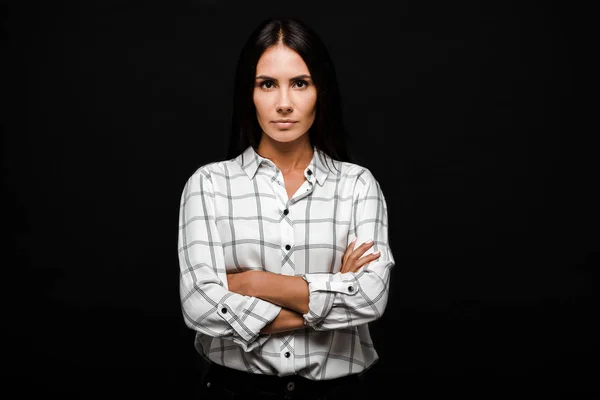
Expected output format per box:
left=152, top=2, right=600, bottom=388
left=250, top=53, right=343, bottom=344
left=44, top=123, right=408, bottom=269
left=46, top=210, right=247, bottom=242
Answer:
left=236, top=145, right=331, bottom=186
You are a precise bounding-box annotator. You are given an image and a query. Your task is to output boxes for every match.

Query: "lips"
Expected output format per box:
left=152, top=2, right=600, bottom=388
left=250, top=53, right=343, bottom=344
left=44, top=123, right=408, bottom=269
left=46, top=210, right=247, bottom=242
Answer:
left=272, top=120, right=298, bottom=129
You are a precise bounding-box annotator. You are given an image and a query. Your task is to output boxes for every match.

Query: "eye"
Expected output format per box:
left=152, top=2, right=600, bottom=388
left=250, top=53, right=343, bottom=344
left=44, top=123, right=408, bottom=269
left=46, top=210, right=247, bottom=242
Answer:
left=294, top=80, right=309, bottom=89
left=259, top=80, right=275, bottom=89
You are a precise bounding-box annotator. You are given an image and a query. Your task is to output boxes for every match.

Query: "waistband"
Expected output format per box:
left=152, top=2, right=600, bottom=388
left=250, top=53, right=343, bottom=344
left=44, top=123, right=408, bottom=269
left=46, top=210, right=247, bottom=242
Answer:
left=205, top=361, right=363, bottom=396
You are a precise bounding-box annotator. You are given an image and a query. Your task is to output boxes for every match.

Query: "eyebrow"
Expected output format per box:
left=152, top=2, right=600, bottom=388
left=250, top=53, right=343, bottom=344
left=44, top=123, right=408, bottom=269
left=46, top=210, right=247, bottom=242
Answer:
left=255, top=74, right=312, bottom=81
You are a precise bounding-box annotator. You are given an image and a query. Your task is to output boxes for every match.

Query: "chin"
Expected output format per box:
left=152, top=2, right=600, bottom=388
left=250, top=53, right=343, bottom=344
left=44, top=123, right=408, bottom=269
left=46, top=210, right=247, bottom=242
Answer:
left=266, top=131, right=305, bottom=143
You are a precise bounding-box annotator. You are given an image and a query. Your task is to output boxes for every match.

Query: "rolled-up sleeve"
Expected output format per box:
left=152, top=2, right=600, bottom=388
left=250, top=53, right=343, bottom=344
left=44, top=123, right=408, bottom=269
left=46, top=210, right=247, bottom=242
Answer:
left=302, top=169, right=395, bottom=330
left=178, top=167, right=282, bottom=351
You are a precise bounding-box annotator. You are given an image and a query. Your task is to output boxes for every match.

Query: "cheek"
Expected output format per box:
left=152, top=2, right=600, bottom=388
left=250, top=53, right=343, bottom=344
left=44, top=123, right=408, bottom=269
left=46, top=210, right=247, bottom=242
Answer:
left=295, top=93, right=317, bottom=115
left=306, top=92, right=317, bottom=114
left=252, top=99, right=263, bottom=119
left=253, top=93, right=271, bottom=120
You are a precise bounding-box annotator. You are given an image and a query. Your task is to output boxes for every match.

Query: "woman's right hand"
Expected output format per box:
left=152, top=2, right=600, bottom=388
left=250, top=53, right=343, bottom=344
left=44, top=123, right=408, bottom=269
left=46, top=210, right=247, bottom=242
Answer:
left=340, top=238, right=380, bottom=273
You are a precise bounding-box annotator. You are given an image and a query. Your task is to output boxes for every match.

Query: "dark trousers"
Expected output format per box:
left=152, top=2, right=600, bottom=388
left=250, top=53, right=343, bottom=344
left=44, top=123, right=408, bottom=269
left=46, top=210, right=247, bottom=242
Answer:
left=198, top=361, right=368, bottom=400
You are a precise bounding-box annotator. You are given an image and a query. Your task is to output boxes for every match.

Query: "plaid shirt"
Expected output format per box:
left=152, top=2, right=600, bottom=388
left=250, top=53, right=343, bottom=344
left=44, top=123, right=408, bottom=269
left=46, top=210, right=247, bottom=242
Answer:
left=178, top=145, right=395, bottom=380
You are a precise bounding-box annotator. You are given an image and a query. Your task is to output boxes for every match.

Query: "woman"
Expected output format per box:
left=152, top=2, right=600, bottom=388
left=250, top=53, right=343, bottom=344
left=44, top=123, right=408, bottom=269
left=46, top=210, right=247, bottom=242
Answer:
left=178, top=17, right=395, bottom=399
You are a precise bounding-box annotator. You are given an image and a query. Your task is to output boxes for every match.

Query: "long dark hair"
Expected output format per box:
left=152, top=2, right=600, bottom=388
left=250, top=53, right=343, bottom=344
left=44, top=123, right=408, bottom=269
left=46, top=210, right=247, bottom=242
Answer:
left=226, top=17, right=355, bottom=168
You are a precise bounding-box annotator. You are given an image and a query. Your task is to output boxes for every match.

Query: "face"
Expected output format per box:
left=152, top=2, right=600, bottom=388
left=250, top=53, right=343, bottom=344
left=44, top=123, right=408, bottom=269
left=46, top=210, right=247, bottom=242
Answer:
left=253, top=44, right=317, bottom=144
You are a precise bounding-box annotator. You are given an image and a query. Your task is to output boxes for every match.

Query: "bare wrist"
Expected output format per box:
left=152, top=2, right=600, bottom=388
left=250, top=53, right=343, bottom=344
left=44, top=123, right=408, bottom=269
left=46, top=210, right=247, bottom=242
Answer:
left=247, top=270, right=262, bottom=297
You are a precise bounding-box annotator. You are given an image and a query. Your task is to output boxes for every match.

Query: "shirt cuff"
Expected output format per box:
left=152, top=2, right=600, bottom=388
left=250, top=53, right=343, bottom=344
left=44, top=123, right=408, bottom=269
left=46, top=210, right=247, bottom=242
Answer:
left=217, top=297, right=282, bottom=350
left=301, top=273, right=359, bottom=328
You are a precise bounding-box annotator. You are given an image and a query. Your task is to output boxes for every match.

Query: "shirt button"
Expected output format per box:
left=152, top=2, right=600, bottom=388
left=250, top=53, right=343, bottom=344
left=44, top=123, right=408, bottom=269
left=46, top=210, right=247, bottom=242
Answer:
left=284, top=351, right=291, bottom=358
left=221, top=307, right=227, bottom=314
left=285, top=244, right=291, bottom=251
left=348, top=286, right=354, bottom=292
left=307, top=170, right=312, bottom=175
left=283, top=209, right=289, bottom=215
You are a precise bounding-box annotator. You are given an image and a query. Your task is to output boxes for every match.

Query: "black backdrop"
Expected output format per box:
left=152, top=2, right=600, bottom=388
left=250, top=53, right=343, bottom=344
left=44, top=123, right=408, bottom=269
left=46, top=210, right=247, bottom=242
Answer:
left=2, top=1, right=597, bottom=399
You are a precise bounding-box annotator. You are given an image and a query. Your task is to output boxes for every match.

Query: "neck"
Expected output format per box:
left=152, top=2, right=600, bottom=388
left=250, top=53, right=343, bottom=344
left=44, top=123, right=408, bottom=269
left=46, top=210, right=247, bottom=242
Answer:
left=256, top=133, right=313, bottom=174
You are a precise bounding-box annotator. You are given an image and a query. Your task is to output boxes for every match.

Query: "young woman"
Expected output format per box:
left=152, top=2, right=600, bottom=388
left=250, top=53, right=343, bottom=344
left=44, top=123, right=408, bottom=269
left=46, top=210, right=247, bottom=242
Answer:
left=178, top=17, right=395, bottom=399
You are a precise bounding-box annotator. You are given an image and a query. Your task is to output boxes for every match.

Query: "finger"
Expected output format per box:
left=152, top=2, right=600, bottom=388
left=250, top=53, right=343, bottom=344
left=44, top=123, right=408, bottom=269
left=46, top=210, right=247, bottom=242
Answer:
left=354, top=251, right=381, bottom=271
left=349, top=240, right=374, bottom=261
left=344, top=250, right=380, bottom=274
left=343, top=238, right=356, bottom=265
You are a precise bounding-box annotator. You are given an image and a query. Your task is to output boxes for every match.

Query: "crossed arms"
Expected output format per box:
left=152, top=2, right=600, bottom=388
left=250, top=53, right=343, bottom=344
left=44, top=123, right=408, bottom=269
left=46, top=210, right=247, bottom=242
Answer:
left=177, top=167, right=395, bottom=351
left=227, top=237, right=381, bottom=334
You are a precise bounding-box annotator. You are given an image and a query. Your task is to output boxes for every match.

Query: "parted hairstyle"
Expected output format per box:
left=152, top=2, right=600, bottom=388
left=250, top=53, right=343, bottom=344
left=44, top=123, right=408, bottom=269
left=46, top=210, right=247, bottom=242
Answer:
left=226, top=17, right=355, bottom=168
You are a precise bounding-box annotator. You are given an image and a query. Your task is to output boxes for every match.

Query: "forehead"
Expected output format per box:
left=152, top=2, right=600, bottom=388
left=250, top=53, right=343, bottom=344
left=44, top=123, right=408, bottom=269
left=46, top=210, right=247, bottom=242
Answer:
left=255, top=45, right=309, bottom=76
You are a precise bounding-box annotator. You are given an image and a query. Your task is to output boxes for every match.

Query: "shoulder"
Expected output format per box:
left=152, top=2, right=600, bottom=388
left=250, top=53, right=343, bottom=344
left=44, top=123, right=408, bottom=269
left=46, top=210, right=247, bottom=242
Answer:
left=182, top=157, right=237, bottom=193
left=331, top=160, right=387, bottom=201
left=187, top=156, right=239, bottom=182
left=335, top=160, right=377, bottom=186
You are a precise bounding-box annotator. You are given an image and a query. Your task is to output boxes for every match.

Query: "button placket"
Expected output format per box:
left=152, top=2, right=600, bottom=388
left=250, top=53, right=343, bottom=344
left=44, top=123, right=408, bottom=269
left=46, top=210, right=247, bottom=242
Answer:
left=273, top=167, right=296, bottom=376
left=281, top=348, right=295, bottom=373
left=280, top=203, right=295, bottom=275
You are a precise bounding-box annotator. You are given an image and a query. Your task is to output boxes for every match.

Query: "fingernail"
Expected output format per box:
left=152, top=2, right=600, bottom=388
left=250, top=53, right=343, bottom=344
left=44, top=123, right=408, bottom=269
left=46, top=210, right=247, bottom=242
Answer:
left=351, top=237, right=356, bottom=243
left=366, top=239, right=374, bottom=244
left=374, top=250, right=380, bottom=255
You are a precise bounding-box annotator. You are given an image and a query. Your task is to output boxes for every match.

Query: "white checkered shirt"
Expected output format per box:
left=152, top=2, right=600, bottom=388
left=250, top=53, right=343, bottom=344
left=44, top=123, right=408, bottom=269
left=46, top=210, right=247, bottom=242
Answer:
left=178, top=145, right=395, bottom=380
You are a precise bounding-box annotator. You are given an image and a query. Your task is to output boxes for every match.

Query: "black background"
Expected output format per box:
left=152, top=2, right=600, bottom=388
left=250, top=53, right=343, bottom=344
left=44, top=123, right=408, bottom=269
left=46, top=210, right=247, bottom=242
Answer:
left=2, top=1, right=597, bottom=399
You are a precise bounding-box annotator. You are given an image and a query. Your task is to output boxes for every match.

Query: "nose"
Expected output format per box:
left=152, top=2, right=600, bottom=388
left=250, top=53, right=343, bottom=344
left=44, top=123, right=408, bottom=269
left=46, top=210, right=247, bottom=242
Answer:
left=276, top=89, right=293, bottom=113
left=277, top=104, right=293, bottom=113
